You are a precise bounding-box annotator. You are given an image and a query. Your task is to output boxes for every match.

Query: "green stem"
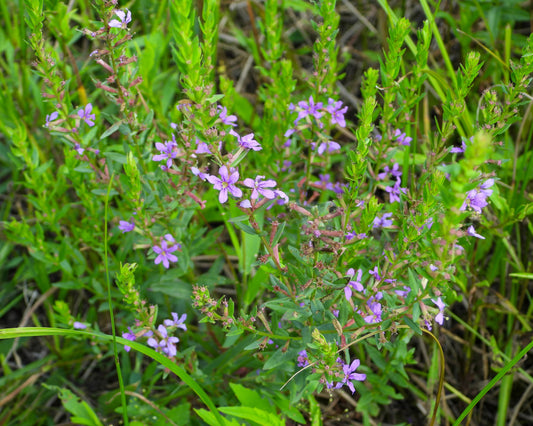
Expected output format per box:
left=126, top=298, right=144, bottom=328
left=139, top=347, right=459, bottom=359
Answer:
left=104, top=174, right=128, bottom=426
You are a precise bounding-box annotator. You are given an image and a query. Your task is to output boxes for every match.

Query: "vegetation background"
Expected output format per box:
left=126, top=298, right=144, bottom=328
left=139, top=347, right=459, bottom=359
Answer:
left=1, top=0, right=532, bottom=425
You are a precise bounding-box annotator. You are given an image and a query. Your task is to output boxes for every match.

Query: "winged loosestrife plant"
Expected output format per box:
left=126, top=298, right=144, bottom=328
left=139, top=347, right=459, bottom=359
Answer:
left=7, top=0, right=533, bottom=424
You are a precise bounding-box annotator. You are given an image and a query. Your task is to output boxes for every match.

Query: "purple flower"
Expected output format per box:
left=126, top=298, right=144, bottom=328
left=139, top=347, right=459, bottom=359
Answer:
left=314, top=173, right=334, bottom=190
left=218, top=106, right=237, bottom=127
left=369, top=266, right=381, bottom=281
left=385, top=178, right=407, bottom=203
left=230, top=129, right=262, bottom=151
left=274, top=189, right=289, bottom=204
left=191, top=167, right=209, bottom=181
left=157, top=324, right=180, bottom=357
left=119, top=218, right=135, bottom=233
left=315, top=141, right=341, bottom=155
left=432, top=297, right=445, bottom=325
left=73, top=321, right=87, bottom=329
left=109, top=9, right=132, bottom=29
left=295, top=96, right=323, bottom=124
left=363, top=297, right=383, bottom=324
left=78, top=103, right=95, bottom=127
left=206, top=165, right=243, bottom=203
left=341, top=359, right=366, bottom=394
left=450, top=136, right=472, bottom=153
left=164, top=312, right=187, bottom=331
left=153, top=138, right=178, bottom=169
left=373, top=213, right=393, bottom=229
left=73, top=143, right=85, bottom=155
left=450, top=140, right=467, bottom=153
left=466, top=225, right=485, bottom=239
left=152, top=234, right=179, bottom=268
left=393, top=129, right=412, bottom=146
left=395, top=286, right=411, bottom=297
left=240, top=199, right=252, bottom=208
left=195, top=139, right=212, bottom=154
left=297, top=350, right=309, bottom=368
left=122, top=327, right=136, bottom=352
left=243, top=175, right=277, bottom=200
left=460, top=179, right=494, bottom=213
left=377, top=163, right=402, bottom=180
left=344, top=268, right=363, bottom=300
left=326, top=98, right=348, bottom=127
left=45, top=111, right=59, bottom=127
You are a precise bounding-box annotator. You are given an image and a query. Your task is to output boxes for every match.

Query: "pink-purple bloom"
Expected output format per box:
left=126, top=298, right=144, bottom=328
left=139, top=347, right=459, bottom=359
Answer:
left=393, top=129, right=412, bottom=146
left=45, top=111, right=58, bottom=127
left=385, top=178, right=407, bottom=203
left=152, top=234, right=179, bottom=268
left=78, top=103, right=95, bottom=127
left=294, top=96, right=324, bottom=124
left=122, top=327, right=136, bottom=352
left=373, top=213, right=393, bottom=228
left=297, top=350, right=309, bottom=368
left=243, top=176, right=277, bottom=200
left=153, top=138, right=178, bottom=169
left=314, top=141, right=341, bottom=155
left=377, top=163, right=402, bottom=180
left=460, top=179, right=494, bottom=213
left=340, top=359, right=366, bottom=394
left=195, top=139, right=212, bottom=154
left=164, top=312, right=187, bottom=331
left=344, top=268, right=364, bottom=300
left=230, top=129, right=262, bottom=151
left=326, top=98, right=348, bottom=127
left=218, top=106, right=237, bottom=127
left=432, top=297, right=446, bottom=325
left=466, top=225, right=485, bottom=239
left=109, top=9, right=132, bottom=29
left=119, top=218, right=135, bottom=233
left=207, top=166, right=243, bottom=203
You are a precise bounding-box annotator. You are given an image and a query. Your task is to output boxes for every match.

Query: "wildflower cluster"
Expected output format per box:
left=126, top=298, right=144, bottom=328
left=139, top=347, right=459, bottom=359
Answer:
left=122, top=312, right=187, bottom=358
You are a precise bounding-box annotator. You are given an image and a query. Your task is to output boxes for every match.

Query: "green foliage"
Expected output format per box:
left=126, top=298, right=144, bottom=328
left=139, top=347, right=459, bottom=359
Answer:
left=1, top=0, right=533, bottom=425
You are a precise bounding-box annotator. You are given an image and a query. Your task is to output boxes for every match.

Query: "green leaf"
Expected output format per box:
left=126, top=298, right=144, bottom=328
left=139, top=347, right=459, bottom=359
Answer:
left=218, top=406, right=284, bottom=426
left=404, top=316, right=422, bottom=335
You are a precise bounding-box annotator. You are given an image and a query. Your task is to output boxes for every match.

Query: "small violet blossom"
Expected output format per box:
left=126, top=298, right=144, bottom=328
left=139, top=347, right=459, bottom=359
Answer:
left=432, top=297, right=446, bottom=325
left=466, top=225, right=485, bottom=239
left=78, top=103, right=95, bottom=127
left=340, top=359, right=366, bottom=394
left=109, top=9, right=132, bottom=29
left=344, top=268, right=363, bottom=300
left=326, top=98, right=348, bottom=127
left=230, top=129, right=262, bottom=151
left=363, top=294, right=383, bottom=324
left=373, top=212, right=393, bottom=229
left=460, top=179, right=494, bottom=213
left=73, top=143, right=85, bottom=155
left=314, top=141, right=341, bottom=155
left=377, top=163, right=402, bottom=180
left=73, top=321, right=87, bottom=330
left=218, top=106, right=237, bottom=127
left=385, top=178, right=407, bottom=203
left=294, top=96, right=323, bottom=124
left=45, top=111, right=58, bottom=128
left=164, top=312, right=187, bottom=331
left=297, top=350, right=309, bottom=368
left=195, top=139, right=212, bottom=154
left=153, top=138, right=178, bottom=169
left=393, top=129, right=412, bottom=146
left=243, top=175, right=277, bottom=200
left=122, top=327, right=136, bottom=352
left=152, top=234, right=179, bottom=268
left=119, top=218, right=135, bottom=233
left=207, top=166, right=243, bottom=203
